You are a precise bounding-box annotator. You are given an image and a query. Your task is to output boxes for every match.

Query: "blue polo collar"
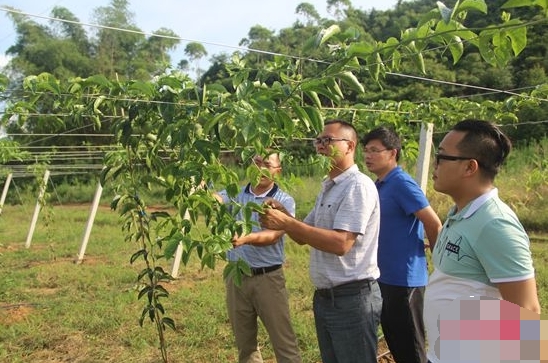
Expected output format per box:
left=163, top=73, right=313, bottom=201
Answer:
left=244, top=183, right=279, bottom=198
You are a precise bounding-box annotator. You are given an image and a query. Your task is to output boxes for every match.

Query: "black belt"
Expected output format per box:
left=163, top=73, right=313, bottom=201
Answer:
left=316, top=278, right=376, bottom=298
left=250, top=264, right=282, bottom=276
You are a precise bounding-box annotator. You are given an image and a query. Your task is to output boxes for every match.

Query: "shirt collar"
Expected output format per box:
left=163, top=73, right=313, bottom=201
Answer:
left=332, top=164, right=358, bottom=184
left=449, top=188, right=498, bottom=220
left=376, top=165, right=400, bottom=187
left=244, top=183, right=279, bottom=198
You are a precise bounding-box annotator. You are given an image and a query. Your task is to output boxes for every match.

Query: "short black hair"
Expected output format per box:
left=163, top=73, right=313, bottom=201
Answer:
left=324, top=119, right=358, bottom=142
left=361, top=126, right=402, bottom=161
left=452, top=119, right=512, bottom=180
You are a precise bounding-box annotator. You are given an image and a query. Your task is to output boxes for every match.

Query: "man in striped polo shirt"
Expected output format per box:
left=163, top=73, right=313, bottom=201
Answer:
left=260, top=120, right=382, bottom=363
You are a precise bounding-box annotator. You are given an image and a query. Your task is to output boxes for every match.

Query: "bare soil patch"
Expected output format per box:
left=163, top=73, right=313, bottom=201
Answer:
left=0, top=303, right=35, bottom=325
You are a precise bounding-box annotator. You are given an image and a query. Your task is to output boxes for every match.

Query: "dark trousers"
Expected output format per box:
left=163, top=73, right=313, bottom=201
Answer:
left=379, top=282, right=427, bottom=363
left=314, top=279, right=382, bottom=363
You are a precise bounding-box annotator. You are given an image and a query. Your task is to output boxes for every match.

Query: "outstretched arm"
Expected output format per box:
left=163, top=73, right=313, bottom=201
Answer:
left=232, top=229, right=285, bottom=247
left=260, top=206, right=358, bottom=256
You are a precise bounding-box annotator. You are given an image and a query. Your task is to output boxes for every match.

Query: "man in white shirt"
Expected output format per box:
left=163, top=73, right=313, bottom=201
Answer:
left=260, top=119, right=382, bottom=363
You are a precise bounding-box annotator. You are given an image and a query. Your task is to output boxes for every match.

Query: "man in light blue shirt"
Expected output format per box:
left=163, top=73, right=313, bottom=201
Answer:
left=216, top=152, right=301, bottom=363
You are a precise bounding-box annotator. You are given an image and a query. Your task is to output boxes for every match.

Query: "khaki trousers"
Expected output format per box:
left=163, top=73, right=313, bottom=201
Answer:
left=225, top=267, right=302, bottom=363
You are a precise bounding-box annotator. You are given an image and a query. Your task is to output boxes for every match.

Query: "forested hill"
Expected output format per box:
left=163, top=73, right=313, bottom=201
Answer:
left=198, top=0, right=548, bottom=142
left=203, top=0, right=547, bottom=103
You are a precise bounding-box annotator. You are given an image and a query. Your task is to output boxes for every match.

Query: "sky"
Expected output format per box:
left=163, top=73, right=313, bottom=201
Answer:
left=0, top=0, right=400, bottom=68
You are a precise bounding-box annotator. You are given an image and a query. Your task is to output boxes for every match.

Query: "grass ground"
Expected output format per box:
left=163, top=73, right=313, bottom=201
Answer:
left=1, top=138, right=547, bottom=362
left=0, top=200, right=547, bottom=362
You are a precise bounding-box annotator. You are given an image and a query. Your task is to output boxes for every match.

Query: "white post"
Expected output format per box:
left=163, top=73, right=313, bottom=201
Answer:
left=170, top=209, right=190, bottom=278
left=170, top=241, right=184, bottom=278
left=25, top=169, right=50, bottom=249
left=415, top=123, right=434, bottom=194
left=75, top=178, right=104, bottom=264
left=0, top=173, right=13, bottom=215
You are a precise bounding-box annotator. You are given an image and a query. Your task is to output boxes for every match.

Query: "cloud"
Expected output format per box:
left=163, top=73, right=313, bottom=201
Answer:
left=0, top=55, right=10, bottom=68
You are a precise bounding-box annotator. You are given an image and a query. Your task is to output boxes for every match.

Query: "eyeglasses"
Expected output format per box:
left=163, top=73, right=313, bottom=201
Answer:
left=434, top=153, right=488, bottom=170
left=434, top=153, right=473, bottom=165
left=363, top=148, right=388, bottom=154
left=313, top=137, right=350, bottom=147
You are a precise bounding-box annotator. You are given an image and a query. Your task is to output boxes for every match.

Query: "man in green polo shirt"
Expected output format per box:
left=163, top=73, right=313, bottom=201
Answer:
left=424, top=119, right=541, bottom=363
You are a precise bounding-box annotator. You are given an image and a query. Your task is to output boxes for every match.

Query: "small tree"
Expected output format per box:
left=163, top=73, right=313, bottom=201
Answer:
left=184, top=42, right=208, bottom=81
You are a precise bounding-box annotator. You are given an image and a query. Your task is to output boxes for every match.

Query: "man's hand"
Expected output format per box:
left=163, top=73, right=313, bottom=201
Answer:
left=259, top=205, right=291, bottom=231
left=263, top=198, right=291, bottom=216
left=231, top=232, right=246, bottom=247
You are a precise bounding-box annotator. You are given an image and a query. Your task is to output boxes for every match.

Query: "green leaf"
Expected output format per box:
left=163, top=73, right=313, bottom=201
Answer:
left=223, top=261, right=235, bottom=280
left=347, top=42, right=375, bottom=58
left=436, top=35, right=465, bottom=64
left=237, top=259, right=252, bottom=277
left=443, top=34, right=464, bottom=63
left=156, top=303, right=165, bottom=314
left=505, top=20, right=528, bottom=55
left=130, top=249, right=147, bottom=264
left=155, top=285, right=170, bottom=297
left=129, top=81, right=156, bottom=97
left=100, top=167, right=111, bottom=189
left=291, top=103, right=312, bottom=131
left=501, top=0, right=537, bottom=9
left=338, top=71, right=365, bottom=94
left=304, top=106, right=324, bottom=134
left=436, top=1, right=454, bottom=23
left=533, top=0, right=547, bottom=11
left=194, top=139, right=220, bottom=163
left=162, top=317, right=176, bottom=331
left=137, top=268, right=149, bottom=281
left=201, top=253, right=216, bottom=270
left=317, top=24, right=341, bottom=46
left=325, top=78, right=344, bottom=100
left=381, top=37, right=402, bottom=69
left=139, top=307, right=148, bottom=327
left=305, top=90, right=322, bottom=109
left=93, top=95, right=105, bottom=115
left=137, top=285, right=153, bottom=300
left=432, top=20, right=465, bottom=63
left=456, top=0, right=488, bottom=14
left=404, top=41, right=426, bottom=74
left=84, top=74, right=112, bottom=88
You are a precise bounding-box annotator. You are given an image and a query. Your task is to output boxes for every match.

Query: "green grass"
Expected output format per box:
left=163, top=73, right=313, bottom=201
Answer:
left=1, top=139, right=547, bottom=362
left=1, top=202, right=547, bottom=362
left=0, top=204, right=320, bottom=363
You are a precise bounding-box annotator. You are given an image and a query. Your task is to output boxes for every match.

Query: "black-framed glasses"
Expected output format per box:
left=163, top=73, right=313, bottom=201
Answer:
left=313, top=137, right=350, bottom=147
left=434, top=153, right=488, bottom=169
left=434, top=153, right=473, bottom=165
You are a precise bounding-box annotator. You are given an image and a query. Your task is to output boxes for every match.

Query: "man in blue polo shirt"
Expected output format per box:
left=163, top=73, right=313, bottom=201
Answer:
left=362, top=127, right=441, bottom=363
left=215, top=152, right=301, bottom=363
